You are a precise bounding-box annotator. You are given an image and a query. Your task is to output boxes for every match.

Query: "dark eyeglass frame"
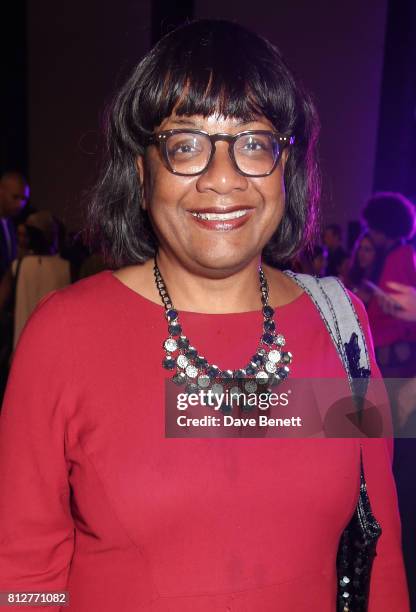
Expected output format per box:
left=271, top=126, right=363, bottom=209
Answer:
left=146, top=129, right=295, bottom=177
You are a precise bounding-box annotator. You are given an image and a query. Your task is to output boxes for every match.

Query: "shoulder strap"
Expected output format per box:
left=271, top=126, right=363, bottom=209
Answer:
left=283, top=272, right=371, bottom=385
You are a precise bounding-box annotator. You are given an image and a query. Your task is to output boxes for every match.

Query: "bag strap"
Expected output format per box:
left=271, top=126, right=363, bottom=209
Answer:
left=283, top=272, right=371, bottom=385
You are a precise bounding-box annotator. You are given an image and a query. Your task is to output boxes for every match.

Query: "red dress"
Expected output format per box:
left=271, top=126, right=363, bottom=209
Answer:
left=0, top=270, right=409, bottom=611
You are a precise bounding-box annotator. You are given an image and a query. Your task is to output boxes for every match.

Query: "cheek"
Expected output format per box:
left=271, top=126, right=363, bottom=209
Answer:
left=145, top=167, right=194, bottom=233
left=262, top=171, right=286, bottom=219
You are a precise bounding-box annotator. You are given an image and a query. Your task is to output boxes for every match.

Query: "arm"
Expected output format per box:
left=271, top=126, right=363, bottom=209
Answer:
left=349, top=294, right=410, bottom=610
left=0, top=291, right=75, bottom=608
left=384, top=282, right=416, bottom=321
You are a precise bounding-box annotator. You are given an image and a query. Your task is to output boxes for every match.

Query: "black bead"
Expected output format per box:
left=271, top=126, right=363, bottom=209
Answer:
left=166, top=309, right=178, bottom=321
left=277, top=366, right=289, bottom=380
left=168, top=323, right=182, bottom=336
left=185, top=346, right=197, bottom=359
left=246, top=363, right=257, bottom=376
left=206, top=365, right=219, bottom=378
left=195, top=356, right=208, bottom=369
left=221, top=370, right=233, bottom=379
left=233, top=368, right=246, bottom=380
left=264, top=319, right=275, bottom=332
left=252, top=353, right=265, bottom=366
left=262, top=333, right=274, bottom=345
left=162, top=357, right=176, bottom=370
left=281, top=351, right=292, bottom=364
left=263, top=305, right=274, bottom=319
left=177, top=336, right=189, bottom=349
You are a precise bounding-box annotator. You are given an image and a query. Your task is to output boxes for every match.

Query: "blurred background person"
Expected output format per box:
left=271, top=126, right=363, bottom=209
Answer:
left=329, top=248, right=350, bottom=284
left=362, top=192, right=416, bottom=378
left=347, top=232, right=381, bottom=306
left=385, top=282, right=416, bottom=321
left=12, top=210, right=70, bottom=348
left=298, top=244, right=328, bottom=277
left=381, top=282, right=416, bottom=429
left=322, top=223, right=347, bottom=276
left=0, top=171, right=29, bottom=280
left=0, top=171, right=30, bottom=400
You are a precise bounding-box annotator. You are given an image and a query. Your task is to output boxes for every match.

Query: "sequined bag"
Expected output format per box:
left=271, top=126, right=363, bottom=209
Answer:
left=284, top=273, right=382, bottom=612
left=336, top=447, right=382, bottom=611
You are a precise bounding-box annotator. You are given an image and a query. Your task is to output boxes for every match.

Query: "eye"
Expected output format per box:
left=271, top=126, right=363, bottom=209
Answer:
left=167, top=136, right=205, bottom=158
left=242, top=139, right=266, bottom=151
left=236, top=134, right=273, bottom=155
left=173, top=143, right=197, bottom=154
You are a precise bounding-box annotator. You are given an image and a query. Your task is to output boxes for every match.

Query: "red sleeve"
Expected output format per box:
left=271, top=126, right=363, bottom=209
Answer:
left=349, top=293, right=410, bottom=610
left=0, top=290, right=75, bottom=608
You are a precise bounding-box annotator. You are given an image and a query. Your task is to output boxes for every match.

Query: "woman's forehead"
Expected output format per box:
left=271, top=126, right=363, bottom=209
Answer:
left=158, top=112, right=275, bottom=131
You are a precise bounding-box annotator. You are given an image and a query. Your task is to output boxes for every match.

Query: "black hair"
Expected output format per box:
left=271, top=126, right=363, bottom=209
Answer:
left=362, top=192, right=416, bottom=240
left=86, top=19, right=320, bottom=268
left=26, top=226, right=57, bottom=256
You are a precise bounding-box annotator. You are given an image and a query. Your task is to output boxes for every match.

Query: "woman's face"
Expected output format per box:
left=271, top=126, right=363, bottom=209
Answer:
left=139, top=113, right=288, bottom=276
left=357, top=237, right=376, bottom=270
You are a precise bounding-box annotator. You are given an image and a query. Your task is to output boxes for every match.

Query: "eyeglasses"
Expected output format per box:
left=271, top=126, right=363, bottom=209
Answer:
left=146, top=129, right=295, bottom=177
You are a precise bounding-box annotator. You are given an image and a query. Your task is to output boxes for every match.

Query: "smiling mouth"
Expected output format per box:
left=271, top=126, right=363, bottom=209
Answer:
left=190, top=210, right=250, bottom=221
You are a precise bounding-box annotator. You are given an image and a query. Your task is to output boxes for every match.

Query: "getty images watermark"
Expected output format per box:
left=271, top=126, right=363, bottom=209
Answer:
left=174, top=387, right=301, bottom=429
left=165, top=378, right=416, bottom=438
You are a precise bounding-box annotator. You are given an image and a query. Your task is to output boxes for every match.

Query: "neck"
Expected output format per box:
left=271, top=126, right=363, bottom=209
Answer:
left=155, top=251, right=264, bottom=314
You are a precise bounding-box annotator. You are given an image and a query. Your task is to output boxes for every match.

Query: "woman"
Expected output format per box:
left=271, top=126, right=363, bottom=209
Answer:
left=347, top=232, right=379, bottom=306
left=0, top=20, right=408, bottom=611
left=12, top=211, right=71, bottom=348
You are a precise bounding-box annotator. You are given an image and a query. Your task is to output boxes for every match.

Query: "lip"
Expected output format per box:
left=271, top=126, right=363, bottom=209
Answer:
left=187, top=207, right=254, bottom=231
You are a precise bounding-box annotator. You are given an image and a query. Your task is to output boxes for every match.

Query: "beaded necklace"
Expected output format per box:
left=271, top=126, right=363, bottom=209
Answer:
left=155, top=258, right=293, bottom=396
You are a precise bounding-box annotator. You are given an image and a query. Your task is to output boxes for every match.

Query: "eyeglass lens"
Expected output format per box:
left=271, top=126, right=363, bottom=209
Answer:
left=165, top=132, right=280, bottom=176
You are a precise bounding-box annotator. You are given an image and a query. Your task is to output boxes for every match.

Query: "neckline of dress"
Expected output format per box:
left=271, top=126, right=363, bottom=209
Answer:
left=106, top=269, right=307, bottom=317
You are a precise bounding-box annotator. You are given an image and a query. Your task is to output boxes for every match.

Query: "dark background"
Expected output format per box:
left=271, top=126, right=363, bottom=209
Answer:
left=2, top=0, right=416, bottom=236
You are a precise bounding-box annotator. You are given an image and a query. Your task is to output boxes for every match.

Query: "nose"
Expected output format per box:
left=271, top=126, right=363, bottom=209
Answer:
left=196, top=142, right=248, bottom=194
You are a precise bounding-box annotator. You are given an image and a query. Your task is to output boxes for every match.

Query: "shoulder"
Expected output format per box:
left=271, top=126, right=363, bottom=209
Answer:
left=16, top=271, right=114, bottom=343
left=387, top=243, right=415, bottom=263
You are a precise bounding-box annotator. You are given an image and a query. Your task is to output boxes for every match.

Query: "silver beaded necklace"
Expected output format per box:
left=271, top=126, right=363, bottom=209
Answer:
left=154, top=258, right=293, bottom=398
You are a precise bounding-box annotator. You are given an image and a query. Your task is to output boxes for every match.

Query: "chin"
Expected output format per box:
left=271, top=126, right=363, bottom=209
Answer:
left=188, top=249, right=260, bottom=276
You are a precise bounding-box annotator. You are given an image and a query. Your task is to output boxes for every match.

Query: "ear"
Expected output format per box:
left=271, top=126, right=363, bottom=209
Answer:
left=136, top=155, right=147, bottom=210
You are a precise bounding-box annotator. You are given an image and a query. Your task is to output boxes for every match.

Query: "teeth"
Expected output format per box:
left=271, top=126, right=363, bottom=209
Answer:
left=191, top=210, right=249, bottom=221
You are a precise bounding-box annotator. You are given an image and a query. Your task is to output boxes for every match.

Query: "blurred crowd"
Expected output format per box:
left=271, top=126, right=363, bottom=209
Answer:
left=297, top=193, right=416, bottom=384
left=0, top=171, right=106, bottom=400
